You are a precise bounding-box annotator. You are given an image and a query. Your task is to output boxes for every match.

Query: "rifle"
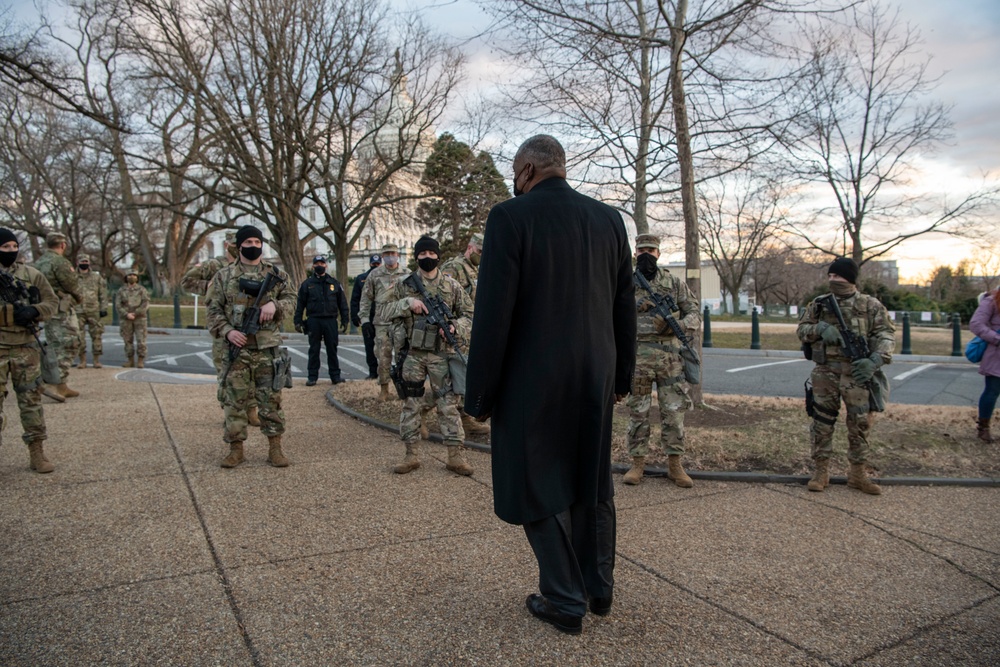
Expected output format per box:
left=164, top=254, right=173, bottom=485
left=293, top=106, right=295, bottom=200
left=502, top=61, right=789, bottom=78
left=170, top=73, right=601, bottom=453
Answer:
left=633, top=270, right=701, bottom=385
left=222, top=266, right=285, bottom=383
left=0, top=270, right=61, bottom=386
left=816, top=294, right=869, bottom=362
left=403, top=272, right=466, bottom=364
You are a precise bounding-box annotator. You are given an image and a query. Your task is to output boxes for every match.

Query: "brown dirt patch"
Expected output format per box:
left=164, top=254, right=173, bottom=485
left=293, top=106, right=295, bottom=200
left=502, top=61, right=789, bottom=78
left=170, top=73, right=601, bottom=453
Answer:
left=331, top=383, right=998, bottom=479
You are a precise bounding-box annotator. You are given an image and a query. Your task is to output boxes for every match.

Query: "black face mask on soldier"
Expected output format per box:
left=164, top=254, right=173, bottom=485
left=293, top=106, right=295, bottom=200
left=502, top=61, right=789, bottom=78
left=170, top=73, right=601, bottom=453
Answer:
left=0, top=250, right=18, bottom=268
left=636, top=252, right=658, bottom=279
left=240, top=245, right=263, bottom=261
left=313, top=265, right=326, bottom=276
left=418, top=257, right=439, bottom=272
left=79, top=264, right=89, bottom=272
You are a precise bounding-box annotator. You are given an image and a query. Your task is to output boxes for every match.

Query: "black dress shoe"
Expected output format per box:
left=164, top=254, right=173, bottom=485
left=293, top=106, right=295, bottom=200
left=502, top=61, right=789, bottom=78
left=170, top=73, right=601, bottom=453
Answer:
left=525, top=594, right=582, bottom=635
left=589, top=594, right=613, bottom=616
left=305, top=379, right=317, bottom=387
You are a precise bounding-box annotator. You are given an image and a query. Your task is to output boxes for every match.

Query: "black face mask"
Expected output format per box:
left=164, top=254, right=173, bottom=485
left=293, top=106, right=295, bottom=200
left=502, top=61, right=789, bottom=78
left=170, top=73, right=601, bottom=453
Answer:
left=636, top=253, right=658, bottom=279
left=0, top=250, right=18, bottom=268
left=313, top=266, right=326, bottom=276
left=78, top=264, right=90, bottom=272
left=240, top=246, right=263, bottom=261
left=418, top=257, right=439, bottom=272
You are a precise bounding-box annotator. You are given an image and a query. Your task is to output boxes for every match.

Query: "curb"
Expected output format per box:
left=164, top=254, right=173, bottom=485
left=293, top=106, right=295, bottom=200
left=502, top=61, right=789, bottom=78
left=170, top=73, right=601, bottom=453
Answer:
left=325, top=390, right=1000, bottom=488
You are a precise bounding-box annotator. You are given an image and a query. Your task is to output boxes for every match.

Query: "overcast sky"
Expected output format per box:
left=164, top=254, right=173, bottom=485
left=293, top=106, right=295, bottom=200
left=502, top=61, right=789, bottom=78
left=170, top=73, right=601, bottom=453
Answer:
left=10, top=0, right=998, bottom=279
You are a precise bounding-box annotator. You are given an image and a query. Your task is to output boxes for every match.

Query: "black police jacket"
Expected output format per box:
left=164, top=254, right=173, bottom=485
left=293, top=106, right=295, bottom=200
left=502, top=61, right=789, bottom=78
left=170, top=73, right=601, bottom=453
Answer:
left=294, top=273, right=349, bottom=325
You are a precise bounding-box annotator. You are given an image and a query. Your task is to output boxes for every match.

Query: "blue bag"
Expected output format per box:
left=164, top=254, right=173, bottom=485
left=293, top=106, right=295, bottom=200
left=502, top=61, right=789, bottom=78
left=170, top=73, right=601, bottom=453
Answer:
left=965, top=336, right=987, bottom=363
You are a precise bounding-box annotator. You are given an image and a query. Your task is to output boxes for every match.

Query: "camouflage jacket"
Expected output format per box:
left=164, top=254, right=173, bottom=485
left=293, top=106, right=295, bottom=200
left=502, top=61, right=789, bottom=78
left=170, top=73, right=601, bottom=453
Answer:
left=384, top=270, right=474, bottom=355
left=77, top=271, right=108, bottom=314
left=797, top=291, right=895, bottom=365
left=33, top=250, right=82, bottom=313
left=0, top=263, right=59, bottom=347
left=182, top=256, right=229, bottom=296
left=440, top=255, right=478, bottom=302
left=206, top=260, right=293, bottom=350
left=116, top=284, right=150, bottom=317
left=634, top=268, right=701, bottom=345
left=359, top=263, right=406, bottom=326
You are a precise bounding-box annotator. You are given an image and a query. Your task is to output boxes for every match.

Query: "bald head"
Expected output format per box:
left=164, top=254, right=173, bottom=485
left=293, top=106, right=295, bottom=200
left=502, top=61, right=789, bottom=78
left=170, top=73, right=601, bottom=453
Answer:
left=512, top=135, right=567, bottom=195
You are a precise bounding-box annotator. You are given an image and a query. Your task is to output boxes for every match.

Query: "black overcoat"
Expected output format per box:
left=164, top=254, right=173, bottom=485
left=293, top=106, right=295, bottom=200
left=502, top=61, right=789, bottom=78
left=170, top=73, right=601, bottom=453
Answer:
left=464, top=177, right=636, bottom=525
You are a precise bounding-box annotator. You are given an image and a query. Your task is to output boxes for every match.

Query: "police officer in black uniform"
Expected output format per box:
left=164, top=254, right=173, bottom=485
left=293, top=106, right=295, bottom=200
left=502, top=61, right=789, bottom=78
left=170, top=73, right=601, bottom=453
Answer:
left=294, top=255, right=350, bottom=385
left=350, top=253, right=382, bottom=379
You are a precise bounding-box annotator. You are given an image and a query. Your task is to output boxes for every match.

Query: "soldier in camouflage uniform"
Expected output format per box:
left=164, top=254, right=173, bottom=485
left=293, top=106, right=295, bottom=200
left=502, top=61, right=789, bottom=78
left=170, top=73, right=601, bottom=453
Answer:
left=206, top=225, right=294, bottom=468
left=117, top=270, right=149, bottom=368
left=623, top=234, right=701, bottom=488
left=440, top=232, right=490, bottom=437
left=181, top=231, right=261, bottom=424
left=75, top=254, right=108, bottom=368
left=383, top=236, right=475, bottom=476
left=32, top=232, right=82, bottom=398
left=0, top=228, right=60, bottom=472
left=797, top=257, right=894, bottom=495
left=359, top=243, right=406, bottom=401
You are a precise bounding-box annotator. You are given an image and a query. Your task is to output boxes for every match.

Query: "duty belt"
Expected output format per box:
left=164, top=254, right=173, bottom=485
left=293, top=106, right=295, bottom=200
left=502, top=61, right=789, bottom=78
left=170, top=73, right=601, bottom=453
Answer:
left=638, top=340, right=681, bottom=353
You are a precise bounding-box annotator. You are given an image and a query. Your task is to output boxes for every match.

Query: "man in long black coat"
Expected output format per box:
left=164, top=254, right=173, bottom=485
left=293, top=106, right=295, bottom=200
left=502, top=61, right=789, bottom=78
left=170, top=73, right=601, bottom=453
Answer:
left=464, top=135, right=636, bottom=635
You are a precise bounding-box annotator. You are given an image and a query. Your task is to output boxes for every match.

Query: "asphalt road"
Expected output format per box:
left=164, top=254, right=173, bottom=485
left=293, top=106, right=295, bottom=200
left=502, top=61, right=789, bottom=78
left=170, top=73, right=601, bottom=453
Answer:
left=80, top=331, right=983, bottom=406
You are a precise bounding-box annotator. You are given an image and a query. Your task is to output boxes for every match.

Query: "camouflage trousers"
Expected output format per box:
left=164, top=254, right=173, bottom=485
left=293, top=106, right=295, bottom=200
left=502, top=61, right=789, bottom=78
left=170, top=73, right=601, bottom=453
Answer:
left=627, top=344, right=692, bottom=457
left=0, top=344, right=46, bottom=445
left=375, top=324, right=395, bottom=385
left=221, top=345, right=284, bottom=443
left=77, top=310, right=104, bottom=357
left=810, top=363, right=874, bottom=464
left=214, top=336, right=256, bottom=410
left=45, top=309, right=80, bottom=383
left=120, top=318, right=147, bottom=360
left=399, top=350, right=464, bottom=446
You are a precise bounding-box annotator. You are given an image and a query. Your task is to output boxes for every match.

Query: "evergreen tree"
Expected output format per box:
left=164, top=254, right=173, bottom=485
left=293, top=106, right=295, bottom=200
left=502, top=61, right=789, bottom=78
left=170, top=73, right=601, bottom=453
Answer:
left=416, top=133, right=509, bottom=259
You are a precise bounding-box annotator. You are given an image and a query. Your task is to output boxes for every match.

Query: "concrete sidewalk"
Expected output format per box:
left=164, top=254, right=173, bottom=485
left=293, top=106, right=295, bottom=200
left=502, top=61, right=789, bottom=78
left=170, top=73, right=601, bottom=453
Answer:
left=1, top=369, right=997, bottom=665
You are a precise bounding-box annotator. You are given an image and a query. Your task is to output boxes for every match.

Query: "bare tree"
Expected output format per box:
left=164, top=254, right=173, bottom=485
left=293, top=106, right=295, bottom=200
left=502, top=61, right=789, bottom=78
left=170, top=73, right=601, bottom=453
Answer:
left=698, top=168, right=789, bottom=314
left=782, top=0, right=1000, bottom=265
left=752, top=243, right=827, bottom=308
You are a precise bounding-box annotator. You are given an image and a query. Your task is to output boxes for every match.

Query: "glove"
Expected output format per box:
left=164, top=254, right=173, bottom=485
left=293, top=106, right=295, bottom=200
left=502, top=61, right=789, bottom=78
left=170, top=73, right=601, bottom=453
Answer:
left=340, top=322, right=348, bottom=334
left=13, top=305, right=39, bottom=327
left=851, top=353, right=881, bottom=385
left=351, top=317, right=361, bottom=328
left=99, top=310, right=108, bottom=318
left=294, top=323, right=303, bottom=334
left=652, top=314, right=669, bottom=334
left=637, top=298, right=654, bottom=313
left=816, top=321, right=844, bottom=347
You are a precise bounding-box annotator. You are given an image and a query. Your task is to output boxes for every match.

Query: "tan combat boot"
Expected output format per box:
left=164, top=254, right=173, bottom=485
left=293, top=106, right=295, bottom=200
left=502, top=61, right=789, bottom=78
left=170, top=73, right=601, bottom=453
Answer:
left=847, top=462, right=882, bottom=495
left=807, top=458, right=830, bottom=492
left=977, top=417, right=994, bottom=444
left=247, top=405, right=261, bottom=427
left=77, top=355, right=87, bottom=369
left=123, top=354, right=134, bottom=368
left=446, top=445, right=474, bottom=476
left=92, top=355, right=102, bottom=369
left=267, top=435, right=289, bottom=467
left=56, top=383, right=80, bottom=398
left=623, top=456, right=645, bottom=485
left=137, top=357, right=145, bottom=369
left=394, top=442, right=421, bottom=474
left=27, top=440, right=54, bottom=474
left=379, top=383, right=392, bottom=402
left=461, top=412, right=491, bottom=436
left=667, top=454, right=694, bottom=488
left=221, top=442, right=245, bottom=468
left=42, top=386, right=66, bottom=403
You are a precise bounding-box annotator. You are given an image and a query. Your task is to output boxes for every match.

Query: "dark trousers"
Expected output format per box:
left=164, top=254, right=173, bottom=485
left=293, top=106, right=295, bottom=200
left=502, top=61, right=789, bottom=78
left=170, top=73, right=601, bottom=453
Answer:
left=980, top=375, right=1000, bottom=420
left=361, top=322, right=378, bottom=378
left=306, top=317, right=341, bottom=381
left=522, top=499, right=616, bottom=617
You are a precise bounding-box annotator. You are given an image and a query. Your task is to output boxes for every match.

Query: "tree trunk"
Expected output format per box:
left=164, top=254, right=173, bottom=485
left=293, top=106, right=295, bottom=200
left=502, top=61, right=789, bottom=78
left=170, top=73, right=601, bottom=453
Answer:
left=109, top=128, right=162, bottom=296
left=633, top=2, right=653, bottom=236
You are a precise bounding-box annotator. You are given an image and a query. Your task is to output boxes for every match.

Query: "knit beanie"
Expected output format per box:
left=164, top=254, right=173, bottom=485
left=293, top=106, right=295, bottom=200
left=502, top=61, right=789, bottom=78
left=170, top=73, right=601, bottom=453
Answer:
left=828, top=257, right=859, bottom=285
left=0, top=228, right=18, bottom=247
left=414, top=236, right=440, bottom=256
left=235, top=225, right=264, bottom=247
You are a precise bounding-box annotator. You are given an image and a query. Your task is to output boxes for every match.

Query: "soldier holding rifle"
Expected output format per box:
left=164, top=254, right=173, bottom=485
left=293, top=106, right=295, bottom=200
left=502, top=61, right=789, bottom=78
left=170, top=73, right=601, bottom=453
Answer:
left=207, top=225, right=294, bottom=469
left=797, top=257, right=894, bottom=495
left=383, top=236, right=474, bottom=476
